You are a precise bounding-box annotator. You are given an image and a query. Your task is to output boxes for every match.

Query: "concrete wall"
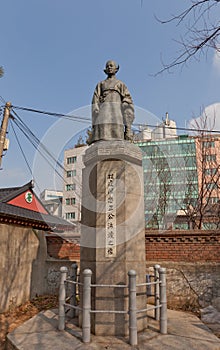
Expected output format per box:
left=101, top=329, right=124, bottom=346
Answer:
left=0, top=223, right=77, bottom=312
left=146, top=262, right=220, bottom=312
left=0, top=224, right=40, bottom=312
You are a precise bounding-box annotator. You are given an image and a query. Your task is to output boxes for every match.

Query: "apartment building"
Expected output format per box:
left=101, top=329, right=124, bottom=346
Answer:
left=62, top=145, right=88, bottom=223
left=62, top=119, right=220, bottom=230
left=194, top=135, right=220, bottom=205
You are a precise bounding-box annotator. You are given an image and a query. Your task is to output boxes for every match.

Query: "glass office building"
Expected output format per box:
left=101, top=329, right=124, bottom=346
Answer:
left=137, top=135, right=198, bottom=229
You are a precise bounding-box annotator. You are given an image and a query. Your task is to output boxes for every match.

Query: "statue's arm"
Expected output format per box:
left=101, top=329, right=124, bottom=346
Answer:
left=122, top=86, right=133, bottom=105
left=92, top=83, right=101, bottom=124
left=120, top=83, right=135, bottom=124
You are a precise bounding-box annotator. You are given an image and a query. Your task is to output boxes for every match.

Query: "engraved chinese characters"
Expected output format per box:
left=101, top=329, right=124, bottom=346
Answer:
left=106, top=172, right=116, bottom=257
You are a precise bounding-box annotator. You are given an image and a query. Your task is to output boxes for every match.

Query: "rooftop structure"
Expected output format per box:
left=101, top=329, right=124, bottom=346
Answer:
left=40, top=189, right=63, bottom=217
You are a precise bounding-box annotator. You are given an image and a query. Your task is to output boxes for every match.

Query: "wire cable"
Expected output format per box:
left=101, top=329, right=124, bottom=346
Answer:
left=12, top=118, right=65, bottom=182
left=12, top=104, right=220, bottom=134
left=12, top=105, right=90, bottom=123
left=133, top=123, right=220, bottom=135
left=11, top=109, right=65, bottom=172
left=10, top=120, right=33, bottom=178
left=10, top=109, right=86, bottom=190
left=11, top=114, right=83, bottom=191
left=0, top=96, right=6, bottom=104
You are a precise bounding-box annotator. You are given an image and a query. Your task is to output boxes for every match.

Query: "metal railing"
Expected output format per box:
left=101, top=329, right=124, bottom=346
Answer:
left=58, top=264, right=167, bottom=346
left=58, top=263, right=80, bottom=330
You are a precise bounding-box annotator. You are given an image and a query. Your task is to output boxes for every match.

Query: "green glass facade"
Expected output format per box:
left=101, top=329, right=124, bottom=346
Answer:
left=137, top=136, right=198, bottom=229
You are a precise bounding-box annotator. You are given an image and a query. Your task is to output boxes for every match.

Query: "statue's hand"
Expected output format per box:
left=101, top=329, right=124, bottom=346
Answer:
left=93, top=108, right=99, bottom=117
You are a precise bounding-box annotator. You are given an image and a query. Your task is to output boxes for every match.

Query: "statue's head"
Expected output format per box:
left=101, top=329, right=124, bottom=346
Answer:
left=104, top=60, right=119, bottom=75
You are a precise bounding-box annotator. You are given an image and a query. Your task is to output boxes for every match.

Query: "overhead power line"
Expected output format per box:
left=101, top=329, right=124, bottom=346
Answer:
left=10, top=109, right=67, bottom=185
left=11, top=109, right=65, bottom=170
left=9, top=109, right=84, bottom=191
left=133, top=123, right=220, bottom=135
left=10, top=121, right=33, bottom=178
left=0, top=96, right=6, bottom=104
left=12, top=105, right=90, bottom=123
left=11, top=104, right=220, bottom=135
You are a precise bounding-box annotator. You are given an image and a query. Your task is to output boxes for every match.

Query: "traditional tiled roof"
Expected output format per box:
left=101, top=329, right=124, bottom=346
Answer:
left=0, top=180, right=34, bottom=201
left=0, top=180, right=74, bottom=232
left=0, top=186, right=21, bottom=200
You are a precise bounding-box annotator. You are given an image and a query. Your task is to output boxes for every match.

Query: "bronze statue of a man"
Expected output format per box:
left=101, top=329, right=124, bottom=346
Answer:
left=90, top=60, right=134, bottom=144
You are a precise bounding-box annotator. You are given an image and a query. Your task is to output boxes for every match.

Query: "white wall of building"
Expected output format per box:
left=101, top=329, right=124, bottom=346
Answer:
left=62, top=145, right=88, bottom=223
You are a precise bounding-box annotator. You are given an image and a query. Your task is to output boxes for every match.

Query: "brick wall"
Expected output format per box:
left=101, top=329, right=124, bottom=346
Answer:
left=47, top=230, right=220, bottom=263
left=46, top=236, right=80, bottom=261
left=145, top=230, right=220, bottom=262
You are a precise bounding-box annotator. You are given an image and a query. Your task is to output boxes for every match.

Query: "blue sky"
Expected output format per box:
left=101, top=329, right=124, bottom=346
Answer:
left=1, top=0, right=220, bottom=192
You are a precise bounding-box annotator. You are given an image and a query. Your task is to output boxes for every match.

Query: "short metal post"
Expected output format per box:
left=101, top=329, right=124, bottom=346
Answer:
left=58, top=266, right=68, bottom=330
left=146, top=274, right=151, bottom=296
left=128, top=270, right=137, bottom=346
left=159, top=267, right=167, bottom=334
left=82, top=269, right=92, bottom=343
left=154, top=264, right=160, bottom=320
left=69, top=262, right=78, bottom=318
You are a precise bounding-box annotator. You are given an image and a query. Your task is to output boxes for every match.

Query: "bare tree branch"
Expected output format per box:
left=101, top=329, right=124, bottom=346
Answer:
left=181, top=111, right=220, bottom=229
left=155, top=0, right=220, bottom=75
left=0, top=66, right=4, bottom=78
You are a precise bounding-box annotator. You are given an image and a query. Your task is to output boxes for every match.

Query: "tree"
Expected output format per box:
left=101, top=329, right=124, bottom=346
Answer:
left=143, top=143, right=175, bottom=230
left=188, top=114, right=220, bottom=229
left=156, top=0, right=220, bottom=74
left=0, top=66, right=4, bottom=78
left=74, top=135, right=86, bottom=148
left=142, top=112, right=220, bottom=230
left=174, top=112, right=220, bottom=229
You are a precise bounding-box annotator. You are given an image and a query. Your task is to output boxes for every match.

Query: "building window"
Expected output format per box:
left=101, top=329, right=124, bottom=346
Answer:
left=206, top=182, right=218, bottom=190
left=66, top=170, right=76, bottom=177
left=202, top=222, right=218, bottom=230
left=205, top=168, right=218, bottom=176
left=205, top=154, right=216, bottom=162
left=67, top=156, right=77, bottom=164
left=66, top=212, right=75, bottom=220
left=65, top=198, right=76, bottom=205
left=203, top=141, right=215, bottom=148
left=65, top=184, right=76, bottom=191
left=207, top=197, right=219, bottom=204
left=185, top=156, right=197, bottom=168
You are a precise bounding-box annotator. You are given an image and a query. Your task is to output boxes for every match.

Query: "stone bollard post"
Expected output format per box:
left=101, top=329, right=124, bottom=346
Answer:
left=58, top=266, right=68, bottom=331
left=128, top=270, right=137, bottom=346
left=82, top=269, right=92, bottom=343
left=159, top=267, right=167, bottom=334
left=146, top=273, right=152, bottom=296
left=69, top=262, right=78, bottom=318
left=154, top=264, right=160, bottom=321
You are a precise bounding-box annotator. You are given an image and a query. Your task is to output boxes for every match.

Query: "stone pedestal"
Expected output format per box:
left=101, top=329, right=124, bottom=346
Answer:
left=80, top=140, right=147, bottom=336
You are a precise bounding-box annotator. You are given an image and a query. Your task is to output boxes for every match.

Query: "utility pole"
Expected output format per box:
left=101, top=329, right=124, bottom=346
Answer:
left=0, top=101, right=11, bottom=168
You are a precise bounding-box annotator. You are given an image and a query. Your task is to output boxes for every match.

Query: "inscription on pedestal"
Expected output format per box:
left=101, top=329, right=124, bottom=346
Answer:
left=105, top=172, right=116, bottom=257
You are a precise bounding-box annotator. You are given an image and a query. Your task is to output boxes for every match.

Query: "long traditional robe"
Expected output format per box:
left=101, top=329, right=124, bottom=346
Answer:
left=91, top=77, right=134, bottom=143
